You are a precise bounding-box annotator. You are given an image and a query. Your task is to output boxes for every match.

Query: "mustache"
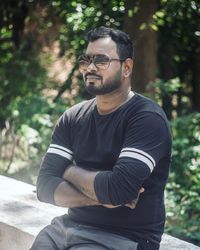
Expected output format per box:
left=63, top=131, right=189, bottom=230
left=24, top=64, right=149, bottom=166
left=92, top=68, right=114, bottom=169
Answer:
left=85, top=73, right=102, bottom=79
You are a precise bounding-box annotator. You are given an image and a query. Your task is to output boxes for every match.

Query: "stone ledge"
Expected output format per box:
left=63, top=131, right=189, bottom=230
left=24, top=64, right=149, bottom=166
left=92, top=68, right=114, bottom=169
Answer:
left=0, top=175, right=67, bottom=250
left=0, top=222, right=34, bottom=250
left=0, top=175, right=199, bottom=250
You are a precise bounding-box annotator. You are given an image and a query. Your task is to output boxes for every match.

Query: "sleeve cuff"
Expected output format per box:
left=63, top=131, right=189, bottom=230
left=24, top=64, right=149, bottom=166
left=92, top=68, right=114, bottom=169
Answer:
left=37, top=177, right=64, bottom=205
left=94, top=171, right=112, bottom=204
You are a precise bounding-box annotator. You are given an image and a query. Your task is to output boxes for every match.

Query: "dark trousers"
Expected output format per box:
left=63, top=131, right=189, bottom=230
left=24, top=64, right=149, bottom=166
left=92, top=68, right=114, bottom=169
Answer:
left=30, top=215, right=159, bottom=250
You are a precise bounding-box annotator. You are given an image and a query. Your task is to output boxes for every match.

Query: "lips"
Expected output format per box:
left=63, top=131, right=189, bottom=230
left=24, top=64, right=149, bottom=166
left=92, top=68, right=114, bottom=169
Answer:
left=86, top=76, right=101, bottom=80
left=85, top=74, right=101, bottom=81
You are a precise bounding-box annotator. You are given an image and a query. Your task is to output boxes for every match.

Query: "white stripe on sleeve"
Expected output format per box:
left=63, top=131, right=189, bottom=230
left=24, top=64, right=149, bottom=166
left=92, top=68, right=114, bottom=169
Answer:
left=119, top=147, right=155, bottom=172
left=49, top=144, right=73, bottom=155
left=47, top=144, right=73, bottom=161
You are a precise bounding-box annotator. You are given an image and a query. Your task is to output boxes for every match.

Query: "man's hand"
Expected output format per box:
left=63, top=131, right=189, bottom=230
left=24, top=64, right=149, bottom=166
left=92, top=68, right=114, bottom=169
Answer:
left=102, top=187, right=144, bottom=209
left=125, top=187, right=144, bottom=209
left=102, top=204, right=121, bottom=209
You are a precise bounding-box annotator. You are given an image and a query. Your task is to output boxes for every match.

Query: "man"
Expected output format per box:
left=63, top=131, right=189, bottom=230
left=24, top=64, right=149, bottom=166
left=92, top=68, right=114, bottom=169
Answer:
left=31, top=26, right=172, bottom=250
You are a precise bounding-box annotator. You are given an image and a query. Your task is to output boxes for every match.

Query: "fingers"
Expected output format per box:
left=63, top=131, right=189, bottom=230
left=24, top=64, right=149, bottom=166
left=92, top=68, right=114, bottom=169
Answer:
left=102, top=204, right=121, bottom=209
left=102, top=187, right=145, bottom=209
left=125, top=187, right=145, bottom=209
left=140, top=187, right=145, bottom=193
left=125, top=202, right=136, bottom=209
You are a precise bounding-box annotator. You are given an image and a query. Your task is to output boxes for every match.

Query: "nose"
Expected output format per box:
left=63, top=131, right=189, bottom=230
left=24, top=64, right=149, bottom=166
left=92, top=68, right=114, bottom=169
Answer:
left=87, top=62, right=98, bottom=72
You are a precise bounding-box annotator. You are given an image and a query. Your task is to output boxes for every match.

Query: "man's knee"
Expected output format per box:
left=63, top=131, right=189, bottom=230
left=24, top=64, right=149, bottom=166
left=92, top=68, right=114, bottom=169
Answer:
left=31, top=227, right=59, bottom=250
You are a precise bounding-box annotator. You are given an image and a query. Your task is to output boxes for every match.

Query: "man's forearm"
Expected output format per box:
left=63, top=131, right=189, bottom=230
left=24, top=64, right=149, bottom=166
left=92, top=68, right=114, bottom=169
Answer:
left=63, top=165, right=144, bottom=209
left=54, top=180, right=100, bottom=208
left=63, top=165, right=99, bottom=201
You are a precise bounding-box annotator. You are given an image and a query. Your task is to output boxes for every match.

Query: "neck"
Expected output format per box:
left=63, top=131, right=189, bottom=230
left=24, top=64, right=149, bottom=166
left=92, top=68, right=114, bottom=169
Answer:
left=96, top=87, right=134, bottom=115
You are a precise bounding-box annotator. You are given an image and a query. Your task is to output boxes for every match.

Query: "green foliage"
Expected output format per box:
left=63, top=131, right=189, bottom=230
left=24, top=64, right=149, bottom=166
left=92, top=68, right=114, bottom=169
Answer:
left=0, top=49, right=47, bottom=127
left=148, top=78, right=200, bottom=244
left=148, top=78, right=181, bottom=100
left=51, top=0, right=125, bottom=56
left=0, top=93, right=71, bottom=185
left=0, top=0, right=200, bottom=244
left=147, top=77, right=192, bottom=118
left=10, top=93, right=70, bottom=151
left=166, top=112, right=200, bottom=244
left=154, top=78, right=181, bottom=96
left=155, top=0, right=200, bottom=50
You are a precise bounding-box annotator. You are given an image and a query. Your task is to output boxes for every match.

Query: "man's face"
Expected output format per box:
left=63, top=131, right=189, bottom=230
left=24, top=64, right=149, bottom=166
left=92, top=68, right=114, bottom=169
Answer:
left=81, top=37, right=124, bottom=95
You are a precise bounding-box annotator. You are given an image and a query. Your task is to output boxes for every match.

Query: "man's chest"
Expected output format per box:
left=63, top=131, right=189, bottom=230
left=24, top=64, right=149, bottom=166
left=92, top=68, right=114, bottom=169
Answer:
left=70, top=116, right=126, bottom=170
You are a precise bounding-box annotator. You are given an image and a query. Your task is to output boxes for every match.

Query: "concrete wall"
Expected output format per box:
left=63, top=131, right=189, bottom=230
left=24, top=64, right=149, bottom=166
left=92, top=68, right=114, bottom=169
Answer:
left=0, top=175, right=199, bottom=250
left=0, top=222, right=34, bottom=250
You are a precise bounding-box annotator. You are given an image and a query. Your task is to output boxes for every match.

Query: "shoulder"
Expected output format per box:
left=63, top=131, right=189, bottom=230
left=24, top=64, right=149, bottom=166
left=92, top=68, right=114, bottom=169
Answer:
left=52, top=98, right=96, bottom=135
left=128, top=93, right=168, bottom=122
left=124, top=93, right=171, bottom=139
left=61, top=98, right=96, bottom=123
left=126, top=94, right=172, bottom=140
left=131, top=93, right=163, bottom=112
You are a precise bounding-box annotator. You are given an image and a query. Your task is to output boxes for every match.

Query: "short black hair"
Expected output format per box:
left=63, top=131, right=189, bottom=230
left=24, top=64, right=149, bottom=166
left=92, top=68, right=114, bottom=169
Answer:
left=87, top=26, right=133, bottom=60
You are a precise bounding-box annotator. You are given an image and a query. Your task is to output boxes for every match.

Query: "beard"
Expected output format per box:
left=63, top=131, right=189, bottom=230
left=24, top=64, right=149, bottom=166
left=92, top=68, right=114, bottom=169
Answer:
left=84, top=69, right=122, bottom=96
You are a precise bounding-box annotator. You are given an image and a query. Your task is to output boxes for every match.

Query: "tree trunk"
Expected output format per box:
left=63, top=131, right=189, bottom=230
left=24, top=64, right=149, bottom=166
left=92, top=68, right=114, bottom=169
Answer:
left=53, top=63, right=78, bottom=103
left=124, top=0, right=158, bottom=93
left=159, top=39, right=177, bottom=119
left=191, top=52, right=200, bottom=111
left=11, top=1, right=29, bottom=49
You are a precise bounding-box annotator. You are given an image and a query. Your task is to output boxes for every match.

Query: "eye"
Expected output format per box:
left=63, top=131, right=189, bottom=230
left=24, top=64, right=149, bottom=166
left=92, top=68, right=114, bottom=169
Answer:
left=94, top=55, right=110, bottom=66
left=78, top=55, right=91, bottom=68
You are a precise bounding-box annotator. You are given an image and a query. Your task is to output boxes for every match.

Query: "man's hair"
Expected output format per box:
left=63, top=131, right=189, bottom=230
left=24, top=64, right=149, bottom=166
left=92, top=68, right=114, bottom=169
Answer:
left=87, top=26, right=133, bottom=60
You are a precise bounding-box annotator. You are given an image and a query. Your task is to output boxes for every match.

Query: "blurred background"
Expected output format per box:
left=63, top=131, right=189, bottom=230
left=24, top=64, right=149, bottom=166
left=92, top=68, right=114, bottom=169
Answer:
left=0, top=0, right=199, bottom=246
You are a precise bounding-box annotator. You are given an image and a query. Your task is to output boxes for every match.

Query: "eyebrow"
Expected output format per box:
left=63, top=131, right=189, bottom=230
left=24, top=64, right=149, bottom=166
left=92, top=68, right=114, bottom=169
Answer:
left=85, top=53, right=107, bottom=56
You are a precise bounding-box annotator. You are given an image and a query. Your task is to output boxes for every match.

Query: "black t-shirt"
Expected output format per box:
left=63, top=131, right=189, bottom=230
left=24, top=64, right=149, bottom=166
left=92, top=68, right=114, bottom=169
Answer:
left=37, top=93, right=172, bottom=245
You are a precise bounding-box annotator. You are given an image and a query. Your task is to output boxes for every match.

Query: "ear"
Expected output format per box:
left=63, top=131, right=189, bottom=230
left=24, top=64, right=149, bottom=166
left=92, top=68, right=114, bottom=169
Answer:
left=122, top=58, right=134, bottom=78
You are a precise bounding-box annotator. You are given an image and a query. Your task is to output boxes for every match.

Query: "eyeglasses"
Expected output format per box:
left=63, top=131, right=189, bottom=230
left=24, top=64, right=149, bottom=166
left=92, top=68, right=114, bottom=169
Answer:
left=78, top=54, right=125, bottom=71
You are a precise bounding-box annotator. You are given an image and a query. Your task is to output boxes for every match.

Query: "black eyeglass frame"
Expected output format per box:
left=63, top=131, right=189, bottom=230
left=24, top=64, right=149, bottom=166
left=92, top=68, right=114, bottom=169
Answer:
left=78, top=54, right=126, bottom=71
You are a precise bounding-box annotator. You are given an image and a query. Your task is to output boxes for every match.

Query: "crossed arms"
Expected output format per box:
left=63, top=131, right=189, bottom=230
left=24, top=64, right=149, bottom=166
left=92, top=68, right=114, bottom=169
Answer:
left=36, top=112, right=166, bottom=210
left=54, top=164, right=143, bottom=209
